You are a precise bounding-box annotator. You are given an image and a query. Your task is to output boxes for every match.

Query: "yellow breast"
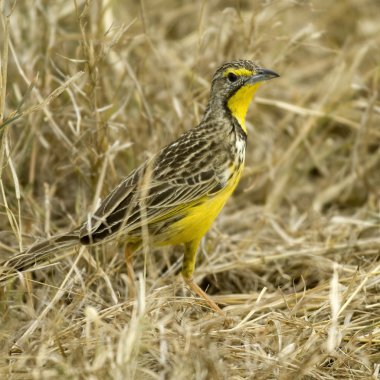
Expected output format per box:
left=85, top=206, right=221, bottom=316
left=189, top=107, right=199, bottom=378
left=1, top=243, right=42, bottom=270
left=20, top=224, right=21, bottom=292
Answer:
left=160, top=165, right=244, bottom=246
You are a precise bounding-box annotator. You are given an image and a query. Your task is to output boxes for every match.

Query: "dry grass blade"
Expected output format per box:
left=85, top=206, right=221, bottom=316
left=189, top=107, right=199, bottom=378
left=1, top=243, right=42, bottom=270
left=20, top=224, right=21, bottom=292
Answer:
left=0, top=71, right=84, bottom=132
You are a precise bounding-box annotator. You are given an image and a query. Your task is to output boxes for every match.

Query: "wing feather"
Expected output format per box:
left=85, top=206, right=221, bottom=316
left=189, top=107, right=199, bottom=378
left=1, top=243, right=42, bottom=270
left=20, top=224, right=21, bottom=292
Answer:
left=79, top=129, right=230, bottom=243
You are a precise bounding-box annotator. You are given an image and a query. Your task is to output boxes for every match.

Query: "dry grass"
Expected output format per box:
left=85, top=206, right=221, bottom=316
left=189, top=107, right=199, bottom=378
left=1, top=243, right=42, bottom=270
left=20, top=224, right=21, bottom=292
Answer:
left=1, top=0, right=380, bottom=379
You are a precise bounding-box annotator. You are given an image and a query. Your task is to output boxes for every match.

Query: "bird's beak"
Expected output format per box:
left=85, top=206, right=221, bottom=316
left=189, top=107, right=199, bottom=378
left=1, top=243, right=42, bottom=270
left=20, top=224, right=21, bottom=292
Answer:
left=247, top=68, right=280, bottom=84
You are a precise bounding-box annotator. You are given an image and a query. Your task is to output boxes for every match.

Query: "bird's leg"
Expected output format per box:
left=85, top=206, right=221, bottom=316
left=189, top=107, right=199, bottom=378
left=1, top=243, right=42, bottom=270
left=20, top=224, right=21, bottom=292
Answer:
left=182, top=239, right=225, bottom=317
left=124, top=243, right=139, bottom=299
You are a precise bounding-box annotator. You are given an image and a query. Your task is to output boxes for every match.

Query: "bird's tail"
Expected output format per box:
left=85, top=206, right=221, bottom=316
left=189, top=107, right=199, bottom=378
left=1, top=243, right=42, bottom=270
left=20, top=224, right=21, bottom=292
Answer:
left=0, top=232, right=79, bottom=284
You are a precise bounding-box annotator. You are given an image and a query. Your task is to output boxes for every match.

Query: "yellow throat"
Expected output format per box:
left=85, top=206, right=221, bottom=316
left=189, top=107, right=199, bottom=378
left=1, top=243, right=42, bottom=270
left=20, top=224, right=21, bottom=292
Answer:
left=227, top=83, right=261, bottom=134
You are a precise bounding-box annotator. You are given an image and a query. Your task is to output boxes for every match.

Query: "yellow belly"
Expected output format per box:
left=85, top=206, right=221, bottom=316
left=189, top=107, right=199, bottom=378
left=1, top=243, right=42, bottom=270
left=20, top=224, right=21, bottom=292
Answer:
left=157, top=166, right=243, bottom=246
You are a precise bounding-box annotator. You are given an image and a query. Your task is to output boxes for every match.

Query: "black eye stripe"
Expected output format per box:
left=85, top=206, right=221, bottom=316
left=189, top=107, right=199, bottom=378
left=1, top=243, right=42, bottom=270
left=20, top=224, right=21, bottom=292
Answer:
left=227, top=72, right=238, bottom=82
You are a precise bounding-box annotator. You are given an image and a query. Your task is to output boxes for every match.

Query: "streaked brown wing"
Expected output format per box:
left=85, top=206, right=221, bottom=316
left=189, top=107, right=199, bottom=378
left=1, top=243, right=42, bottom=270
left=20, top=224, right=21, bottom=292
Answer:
left=79, top=129, right=230, bottom=244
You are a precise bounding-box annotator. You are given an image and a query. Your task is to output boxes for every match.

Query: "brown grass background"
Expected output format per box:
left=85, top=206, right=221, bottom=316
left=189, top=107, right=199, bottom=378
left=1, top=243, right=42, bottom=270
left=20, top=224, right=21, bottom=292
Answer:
left=1, top=0, right=380, bottom=379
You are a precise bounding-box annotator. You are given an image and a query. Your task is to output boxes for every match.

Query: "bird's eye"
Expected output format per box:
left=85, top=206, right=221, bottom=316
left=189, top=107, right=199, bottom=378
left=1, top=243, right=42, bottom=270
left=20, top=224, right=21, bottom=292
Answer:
left=227, top=72, right=238, bottom=83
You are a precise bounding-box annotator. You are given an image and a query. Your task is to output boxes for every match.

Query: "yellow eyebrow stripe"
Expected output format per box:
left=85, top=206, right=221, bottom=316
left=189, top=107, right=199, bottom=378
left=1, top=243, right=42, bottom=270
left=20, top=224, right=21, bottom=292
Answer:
left=223, top=68, right=255, bottom=77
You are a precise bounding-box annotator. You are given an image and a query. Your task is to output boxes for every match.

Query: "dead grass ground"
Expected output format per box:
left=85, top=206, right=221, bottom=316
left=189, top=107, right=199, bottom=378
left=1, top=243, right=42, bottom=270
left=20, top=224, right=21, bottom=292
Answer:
left=0, top=0, right=380, bottom=379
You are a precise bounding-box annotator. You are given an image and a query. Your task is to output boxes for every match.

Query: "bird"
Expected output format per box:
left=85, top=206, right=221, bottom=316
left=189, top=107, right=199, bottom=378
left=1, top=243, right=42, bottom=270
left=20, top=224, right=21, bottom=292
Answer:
left=0, top=60, right=279, bottom=315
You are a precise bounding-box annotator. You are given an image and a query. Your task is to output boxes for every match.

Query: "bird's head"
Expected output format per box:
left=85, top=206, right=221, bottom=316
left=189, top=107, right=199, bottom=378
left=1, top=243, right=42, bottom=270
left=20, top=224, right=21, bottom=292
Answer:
left=208, top=60, right=279, bottom=131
